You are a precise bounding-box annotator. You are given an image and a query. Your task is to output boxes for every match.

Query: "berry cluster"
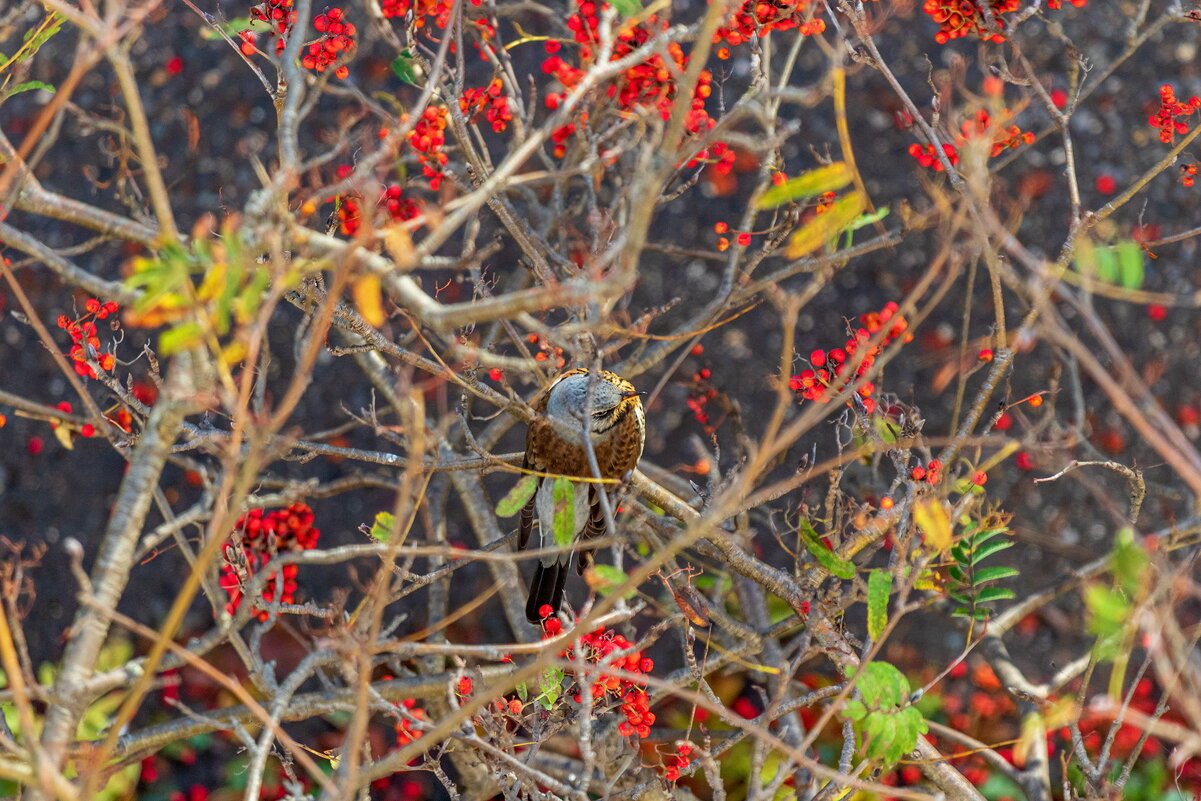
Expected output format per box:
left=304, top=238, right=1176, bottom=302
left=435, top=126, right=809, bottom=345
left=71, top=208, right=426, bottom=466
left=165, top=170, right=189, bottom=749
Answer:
left=57, top=298, right=119, bottom=379
left=406, top=106, right=450, bottom=190
left=1148, top=85, right=1201, bottom=144
left=526, top=333, right=566, bottom=368
left=239, top=6, right=354, bottom=79
left=537, top=611, right=657, bottom=739
left=687, top=366, right=720, bottom=434
left=241, top=0, right=295, bottom=56
left=303, top=9, right=355, bottom=78
left=393, top=697, right=426, bottom=746
left=331, top=168, right=422, bottom=236
left=712, top=220, right=752, bottom=251
left=907, top=142, right=960, bottom=171
left=788, top=302, right=912, bottom=414
left=220, top=503, right=320, bottom=621
left=909, top=109, right=1034, bottom=171
left=1182, top=163, right=1198, bottom=187
left=662, top=741, right=694, bottom=783
left=910, top=458, right=942, bottom=484
left=540, top=2, right=719, bottom=157
left=922, top=0, right=1019, bottom=44
left=566, top=624, right=656, bottom=738
left=459, top=80, right=512, bottom=133
left=714, top=0, right=828, bottom=60
left=379, top=0, right=459, bottom=29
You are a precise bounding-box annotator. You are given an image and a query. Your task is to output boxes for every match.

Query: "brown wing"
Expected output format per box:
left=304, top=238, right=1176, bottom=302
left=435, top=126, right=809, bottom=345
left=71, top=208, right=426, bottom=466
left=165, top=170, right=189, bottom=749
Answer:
left=518, top=369, right=586, bottom=550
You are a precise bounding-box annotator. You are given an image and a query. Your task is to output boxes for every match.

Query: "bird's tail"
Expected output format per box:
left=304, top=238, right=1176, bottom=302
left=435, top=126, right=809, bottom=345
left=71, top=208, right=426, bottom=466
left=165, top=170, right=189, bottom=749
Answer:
left=525, top=560, right=569, bottom=624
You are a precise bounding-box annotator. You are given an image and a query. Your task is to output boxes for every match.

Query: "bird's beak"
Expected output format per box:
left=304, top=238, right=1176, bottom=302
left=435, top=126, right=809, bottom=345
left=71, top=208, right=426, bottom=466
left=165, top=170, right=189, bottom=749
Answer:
left=621, top=391, right=645, bottom=400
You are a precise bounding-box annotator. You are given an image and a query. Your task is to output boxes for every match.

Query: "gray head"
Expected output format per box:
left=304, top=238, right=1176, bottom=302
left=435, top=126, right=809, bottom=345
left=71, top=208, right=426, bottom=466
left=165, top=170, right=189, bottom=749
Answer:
left=546, top=372, right=629, bottom=433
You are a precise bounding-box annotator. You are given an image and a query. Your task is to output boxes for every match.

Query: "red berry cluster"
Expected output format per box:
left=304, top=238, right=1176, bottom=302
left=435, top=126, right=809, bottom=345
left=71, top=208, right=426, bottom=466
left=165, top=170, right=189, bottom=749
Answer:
left=788, top=302, right=912, bottom=415
left=687, top=366, right=721, bottom=435
left=922, top=0, right=1019, bottom=44
left=393, top=697, right=426, bottom=746
left=910, top=109, right=1034, bottom=171
left=568, top=625, right=656, bottom=738
left=910, top=458, right=942, bottom=484
left=379, top=0, right=452, bottom=28
left=540, top=2, right=719, bottom=155
left=526, top=333, right=566, bottom=367
left=331, top=168, right=422, bottom=236
left=303, top=9, right=355, bottom=79
left=1149, top=85, right=1201, bottom=144
left=459, top=79, right=512, bottom=133
left=713, top=0, right=828, bottom=59
left=405, top=106, right=450, bottom=190
left=537, top=611, right=657, bottom=738
left=662, top=741, right=694, bottom=783
left=1182, top=163, right=1198, bottom=187
left=241, top=0, right=295, bottom=57
left=908, top=142, right=960, bottom=171
left=57, top=298, right=119, bottom=379
left=220, top=503, right=320, bottom=621
left=238, top=5, right=354, bottom=79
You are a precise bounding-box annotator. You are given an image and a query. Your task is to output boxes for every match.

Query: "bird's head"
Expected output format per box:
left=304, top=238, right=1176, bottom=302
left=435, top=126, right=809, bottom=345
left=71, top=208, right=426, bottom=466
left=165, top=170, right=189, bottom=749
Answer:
left=546, top=370, right=642, bottom=434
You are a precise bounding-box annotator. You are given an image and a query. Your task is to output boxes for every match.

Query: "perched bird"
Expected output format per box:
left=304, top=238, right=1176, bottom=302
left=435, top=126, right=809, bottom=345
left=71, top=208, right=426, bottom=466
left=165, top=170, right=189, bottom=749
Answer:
left=518, top=368, right=645, bottom=623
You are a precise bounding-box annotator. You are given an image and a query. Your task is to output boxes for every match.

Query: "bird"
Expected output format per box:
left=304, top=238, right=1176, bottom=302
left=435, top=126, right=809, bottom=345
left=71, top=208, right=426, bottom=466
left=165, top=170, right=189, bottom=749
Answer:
left=518, top=368, right=645, bottom=624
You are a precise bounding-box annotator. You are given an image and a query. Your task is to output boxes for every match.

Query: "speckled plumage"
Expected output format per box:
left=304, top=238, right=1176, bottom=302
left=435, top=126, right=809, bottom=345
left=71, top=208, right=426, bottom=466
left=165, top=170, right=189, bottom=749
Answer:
left=517, top=368, right=645, bottom=623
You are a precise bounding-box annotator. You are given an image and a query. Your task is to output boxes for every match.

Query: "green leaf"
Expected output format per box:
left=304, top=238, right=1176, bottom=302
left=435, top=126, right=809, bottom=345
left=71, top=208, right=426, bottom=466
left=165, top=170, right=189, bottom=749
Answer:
left=590, top=564, right=636, bottom=598
left=1085, top=583, right=1130, bottom=639
left=1095, top=246, right=1119, bottom=283
left=973, top=565, right=1020, bottom=585
left=20, top=15, right=63, bottom=58
left=1074, top=237, right=1119, bottom=283
left=551, top=477, right=576, bottom=549
left=6, top=80, right=55, bottom=97
left=847, top=206, right=890, bottom=232
left=847, top=662, right=928, bottom=765
left=757, top=162, right=854, bottom=209
left=970, top=538, right=1014, bottom=564
left=858, top=661, right=907, bottom=707
left=515, top=681, right=528, bottom=701
left=495, top=474, right=538, bottom=517
left=609, top=0, right=642, bottom=15
left=537, top=667, right=564, bottom=709
left=873, top=416, right=898, bottom=444
left=799, top=521, right=855, bottom=579
left=1111, top=527, right=1149, bottom=595
left=390, top=50, right=418, bottom=84
left=867, top=570, right=891, bottom=642
left=158, top=321, right=204, bottom=355
left=369, top=511, right=396, bottom=542
left=1116, top=240, right=1145, bottom=290
left=974, top=587, right=1015, bottom=604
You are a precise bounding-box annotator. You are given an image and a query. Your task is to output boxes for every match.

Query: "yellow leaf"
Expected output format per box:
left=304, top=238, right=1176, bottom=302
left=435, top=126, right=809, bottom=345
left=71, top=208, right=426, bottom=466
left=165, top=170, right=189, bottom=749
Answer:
left=914, top=498, right=952, bottom=553
left=383, top=224, right=416, bottom=269
left=221, top=341, right=248, bottom=365
left=756, top=162, right=853, bottom=209
left=785, top=191, right=866, bottom=259
left=196, top=259, right=227, bottom=301
left=353, top=274, right=386, bottom=327
left=53, top=425, right=74, bottom=450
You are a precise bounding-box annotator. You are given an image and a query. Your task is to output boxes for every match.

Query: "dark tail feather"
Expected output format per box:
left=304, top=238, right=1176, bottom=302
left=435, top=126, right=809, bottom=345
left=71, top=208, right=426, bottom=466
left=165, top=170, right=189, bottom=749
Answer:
left=526, top=562, right=569, bottom=624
